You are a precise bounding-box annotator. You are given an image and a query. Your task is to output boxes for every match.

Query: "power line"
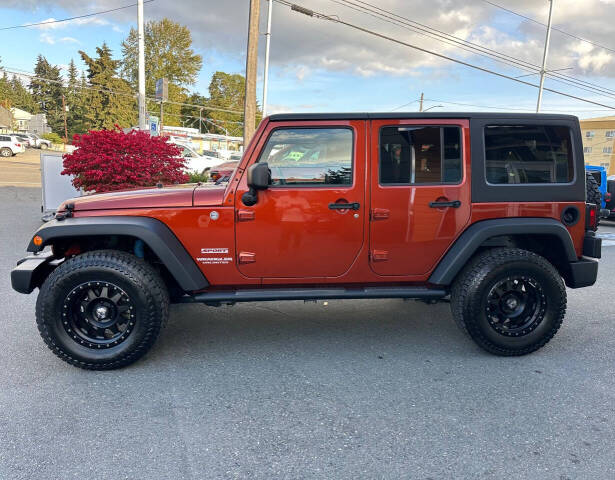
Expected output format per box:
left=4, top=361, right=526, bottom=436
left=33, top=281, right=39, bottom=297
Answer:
left=480, top=0, right=615, bottom=55
left=277, top=0, right=615, bottom=110
left=327, top=0, right=615, bottom=102
left=0, top=1, right=155, bottom=31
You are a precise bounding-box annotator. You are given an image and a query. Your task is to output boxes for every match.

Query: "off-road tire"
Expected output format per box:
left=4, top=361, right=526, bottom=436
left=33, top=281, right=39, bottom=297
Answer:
left=36, top=250, right=169, bottom=370
left=1, top=147, right=12, bottom=157
left=451, top=248, right=566, bottom=356
left=586, top=171, right=602, bottom=225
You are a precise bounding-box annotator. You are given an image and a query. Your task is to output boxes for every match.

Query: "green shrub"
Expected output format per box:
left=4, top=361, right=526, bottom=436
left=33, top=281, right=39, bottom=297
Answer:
left=187, top=171, right=209, bottom=183
left=42, top=132, right=64, bottom=144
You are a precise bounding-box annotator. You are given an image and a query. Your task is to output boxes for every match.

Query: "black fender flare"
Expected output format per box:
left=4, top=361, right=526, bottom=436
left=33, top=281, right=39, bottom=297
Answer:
left=28, top=216, right=208, bottom=292
left=429, top=218, right=577, bottom=286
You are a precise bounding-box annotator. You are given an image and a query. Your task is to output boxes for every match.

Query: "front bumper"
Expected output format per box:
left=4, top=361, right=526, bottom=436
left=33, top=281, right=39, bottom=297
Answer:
left=10, top=252, right=58, bottom=294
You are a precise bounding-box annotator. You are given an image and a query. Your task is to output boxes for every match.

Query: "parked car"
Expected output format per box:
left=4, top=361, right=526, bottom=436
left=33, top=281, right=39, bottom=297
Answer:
left=0, top=134, right=25, bottom=156
left=209, top=160, right=239, bottom=183
left=605, top=175, right=615, bottom=219
left=25, top=133, right=51, bottom=149
left=11, top=112, right=601, bottom=369
left=585, top=165, right=609, bottom=208
left=179, top=144, right=226, bottom=173
left=202, top=150, right=220, bottom=158
left=14, top=134, right=34, bottom=147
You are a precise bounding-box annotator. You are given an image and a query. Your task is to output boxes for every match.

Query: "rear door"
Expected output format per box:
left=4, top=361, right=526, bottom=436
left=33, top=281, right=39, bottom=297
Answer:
left=369, top=119, right=471, bottom=276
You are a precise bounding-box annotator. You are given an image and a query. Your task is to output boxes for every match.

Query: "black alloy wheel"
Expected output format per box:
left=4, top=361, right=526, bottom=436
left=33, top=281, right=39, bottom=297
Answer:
left=485, top=276, right=546, bottom=337
left=62, top=281, right=136, bottom=349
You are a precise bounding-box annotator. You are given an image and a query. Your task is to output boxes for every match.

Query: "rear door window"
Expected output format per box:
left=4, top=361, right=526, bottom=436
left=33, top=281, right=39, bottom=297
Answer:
left=379, top=126, right=462, bottom=185
left=484, top=125, right=573, bottom=184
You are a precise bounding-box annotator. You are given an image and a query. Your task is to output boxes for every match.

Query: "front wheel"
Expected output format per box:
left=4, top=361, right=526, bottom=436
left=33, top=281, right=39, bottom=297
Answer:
left=36, top=250, right=169, bottom=369
left=451, top=248, right=566, bottom=356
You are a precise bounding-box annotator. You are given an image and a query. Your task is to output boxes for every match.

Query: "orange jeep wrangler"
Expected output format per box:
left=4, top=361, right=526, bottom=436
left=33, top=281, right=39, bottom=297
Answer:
left=11, top=113, right=601, bottom=369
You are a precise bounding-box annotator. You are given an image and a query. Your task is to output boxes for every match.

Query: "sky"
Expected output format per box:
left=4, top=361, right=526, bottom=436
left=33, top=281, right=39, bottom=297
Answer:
left=1, top=0, right=615, bottom=119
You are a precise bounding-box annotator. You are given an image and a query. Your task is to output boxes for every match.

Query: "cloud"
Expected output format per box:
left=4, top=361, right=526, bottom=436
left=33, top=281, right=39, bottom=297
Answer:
left=39, top=32, right=55, bottom=44
left=8, top=0, right=615, bottom=81
left=59, top=36, right=79, bottom=44
left=25, top=13, right=115, bottom=31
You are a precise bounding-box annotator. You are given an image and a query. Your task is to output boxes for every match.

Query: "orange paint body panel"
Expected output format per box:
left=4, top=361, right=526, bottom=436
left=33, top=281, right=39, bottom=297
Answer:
left=470, top=202, right=586, bottom=257
left=63, top=184, right=196, bottom=211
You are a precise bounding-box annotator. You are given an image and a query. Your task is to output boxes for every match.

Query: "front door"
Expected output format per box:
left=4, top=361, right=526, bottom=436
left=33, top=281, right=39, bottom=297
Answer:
left=369, top=119, right=471, bottom=276
left=235, top=121, right=366, bottom=279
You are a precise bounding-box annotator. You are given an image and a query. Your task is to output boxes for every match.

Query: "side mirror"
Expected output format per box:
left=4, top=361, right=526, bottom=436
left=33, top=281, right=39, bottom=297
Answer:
left=242, top=163, right=271, bottom=206
left=247, top=162, right=270, bottom=190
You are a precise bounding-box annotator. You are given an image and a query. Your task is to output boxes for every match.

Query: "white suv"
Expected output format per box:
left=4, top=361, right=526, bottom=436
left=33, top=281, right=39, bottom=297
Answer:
left=0, top=135, right=25, bottom=157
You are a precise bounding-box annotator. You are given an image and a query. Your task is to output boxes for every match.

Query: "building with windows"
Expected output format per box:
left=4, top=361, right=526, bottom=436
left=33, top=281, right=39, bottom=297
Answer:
left=10, top=107, right=32, bottom=132
left=580, top=116, right=615, bottom=174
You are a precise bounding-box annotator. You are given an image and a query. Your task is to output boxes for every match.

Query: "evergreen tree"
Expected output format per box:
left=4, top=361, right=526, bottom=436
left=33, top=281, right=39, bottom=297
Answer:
left=30, top=55, right=64, bottom=133
left=79, top=43, right=136, bottom=130
left=10, top=75, right=36, bottom=113
left=65, top=59, right=86, bottom=136
left=0, top=72, right=12, bottom=109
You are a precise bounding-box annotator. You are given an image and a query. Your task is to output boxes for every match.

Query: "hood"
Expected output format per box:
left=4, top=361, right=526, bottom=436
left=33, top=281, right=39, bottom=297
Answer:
left=59, top=184, right=199, bottom=212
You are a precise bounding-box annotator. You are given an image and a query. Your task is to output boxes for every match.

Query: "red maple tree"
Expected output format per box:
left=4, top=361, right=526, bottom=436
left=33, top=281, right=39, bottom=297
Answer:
left=62, top=127, right=188, bottom=193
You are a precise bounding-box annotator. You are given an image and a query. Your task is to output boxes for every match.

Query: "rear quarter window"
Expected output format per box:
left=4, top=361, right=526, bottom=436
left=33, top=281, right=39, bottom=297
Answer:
left=484, top=125, right=573, bottom=184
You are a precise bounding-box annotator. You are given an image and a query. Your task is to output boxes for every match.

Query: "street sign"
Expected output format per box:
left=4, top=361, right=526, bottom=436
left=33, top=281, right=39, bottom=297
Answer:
left=149, top=115, right=159, bottom=136
left=155, top=78, right=168, bottom=102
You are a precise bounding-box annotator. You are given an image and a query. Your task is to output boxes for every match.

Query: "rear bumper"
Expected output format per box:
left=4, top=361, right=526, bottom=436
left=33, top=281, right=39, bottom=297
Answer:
left=566, top=257, right=599, bottom=289
left=10, top=252, right=57, bottom=294
left=565, top=234, right=601, bottom=288
left=583, top=233, right=601, bottom=259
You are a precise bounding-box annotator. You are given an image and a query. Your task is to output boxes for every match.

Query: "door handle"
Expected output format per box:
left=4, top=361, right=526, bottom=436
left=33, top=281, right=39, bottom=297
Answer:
left=329, top=202, right=360, bottom=210
left=429, top=200, right=461, bottom=208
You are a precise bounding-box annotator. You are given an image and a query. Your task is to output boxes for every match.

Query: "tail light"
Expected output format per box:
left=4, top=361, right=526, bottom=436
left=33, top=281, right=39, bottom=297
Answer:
left=15, top=143, right=21, bottom=147
left=586, top=203, right=598, bottom=231
left=606, top=192, right=612, bottom=203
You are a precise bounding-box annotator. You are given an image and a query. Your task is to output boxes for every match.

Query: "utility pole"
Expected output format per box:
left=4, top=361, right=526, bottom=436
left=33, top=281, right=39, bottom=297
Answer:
left=137, top=0, right=147, bottom=130
left=61, top=95, right=68, bottom=144
left=159, top=101, right=164, bottom=135
left=243, top=0, right=260, bottom=146
left=536, top=0, right=554, bottom=113
left=419, top=92, right=424, bottom=112
left=262, top=0, right=273, bottom=118
left=199, top=107, right=203, bottom=134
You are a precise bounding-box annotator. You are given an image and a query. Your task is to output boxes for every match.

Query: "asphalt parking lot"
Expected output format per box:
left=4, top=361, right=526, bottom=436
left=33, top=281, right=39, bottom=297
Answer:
left=1, top=186, right=615, bottom=479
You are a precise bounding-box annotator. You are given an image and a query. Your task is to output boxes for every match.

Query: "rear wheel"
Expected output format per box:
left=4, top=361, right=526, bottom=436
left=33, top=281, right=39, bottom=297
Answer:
left=36, top=250, right=169, bottom=369
left=39, top=142, right=49, bottom=150
left=1, top=147, right=12, bottom=157
left=451, top=248, right=566, bottom=356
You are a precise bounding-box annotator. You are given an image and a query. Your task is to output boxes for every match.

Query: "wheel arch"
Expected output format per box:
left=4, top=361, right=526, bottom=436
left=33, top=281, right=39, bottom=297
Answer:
left=429, top=218, right=578, bottom=286
left=28, top=216, right=208, bottom=292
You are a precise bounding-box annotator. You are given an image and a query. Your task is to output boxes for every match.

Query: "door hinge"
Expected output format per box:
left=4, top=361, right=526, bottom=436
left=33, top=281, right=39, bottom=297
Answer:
left=237, top=209, right=255, bottom=221
left=371, top=208, right=390, bottom=220
left=239, top=252, right=256, bottom=264
left=371, top=250, right=389, bottom=261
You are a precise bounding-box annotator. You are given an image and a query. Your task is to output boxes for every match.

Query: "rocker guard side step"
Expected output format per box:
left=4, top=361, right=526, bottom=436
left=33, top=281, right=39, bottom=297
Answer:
left=179, top=286, right=447, bottom=304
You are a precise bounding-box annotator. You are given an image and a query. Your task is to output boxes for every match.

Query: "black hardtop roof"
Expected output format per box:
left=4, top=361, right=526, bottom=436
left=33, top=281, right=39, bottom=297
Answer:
left=268, top=112, right=579, bottom=122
